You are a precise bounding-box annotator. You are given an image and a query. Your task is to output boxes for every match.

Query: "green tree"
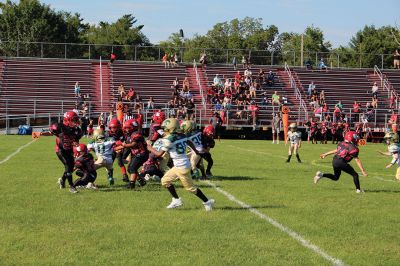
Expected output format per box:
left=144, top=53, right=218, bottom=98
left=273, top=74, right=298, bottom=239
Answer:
left=0, top=0, right=87, bottom=57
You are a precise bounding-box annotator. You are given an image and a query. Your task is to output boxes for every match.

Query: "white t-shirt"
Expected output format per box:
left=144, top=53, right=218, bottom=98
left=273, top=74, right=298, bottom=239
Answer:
left=161, top=134, right=191, bottom=169
left=288, top=131, right=302, bottom=145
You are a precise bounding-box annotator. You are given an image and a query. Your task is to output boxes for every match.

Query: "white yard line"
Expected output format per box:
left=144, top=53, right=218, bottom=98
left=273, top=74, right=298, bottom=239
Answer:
left=205, top=180, right=346, bottom=266
left=0, top=139, right=36, bottom=165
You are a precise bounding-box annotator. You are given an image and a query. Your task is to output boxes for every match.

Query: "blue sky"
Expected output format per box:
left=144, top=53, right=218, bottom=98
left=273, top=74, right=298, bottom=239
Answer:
left=25, top=0, right=400, bottom=47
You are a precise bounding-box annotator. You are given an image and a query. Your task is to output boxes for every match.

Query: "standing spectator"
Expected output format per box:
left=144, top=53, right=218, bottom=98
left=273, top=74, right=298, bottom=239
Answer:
left=126, top=87, right=135, bottom=102
left=272, top=91, right=280, bottom=106
left=258, top=69, right=265, bottom=84
left=232, top=56, right=237, bottom=70
left=305, top=59, right=313, bottom=70
left=210, top=112, right=223, bottom=141
left=147, top=97, right=155, bottom=110
left=80, top=116, right=88, bottom=136
left=318, top=58, right=328, bottom=71
left=389, top=110, right=398, bottom=132
left=185, top=98, right=195, bottom=120
left=107, top=111, right=113, bottom=125
left=199, top=52, right=207, bottom=68
left=390, top=91, right=396, bottom=109
left=266, top=71, right=275, bottom=87
left=244, top=68, right=252, bottom=78
left=353, top=100, right=360, bottom=122
left=171, top=53, right=179, bottom=67
left=213, top=74, right=221, bottom=87
left=319, top=90, right=326, bottom=106
left=307, top=81, right=315, bottom=97
left=224, top=78, right=232, bottom=90
left=182, top=77, right=190, bottom=92
left=110, top=52, right=116, bottom=63
left=241, top=56, right=246, bottom=69
left=272, top=113, right=281, bottom=144
left=162, top=53, right=170, bottom=68
left=394, top=49, right=400, bottom=69
left=371, top=82, right=379, bottom=98
left=371, top=95, right=378, bottom=109
left=118, top=84, right=125, bottom=101
left=74, top=82, right=81, bottom=97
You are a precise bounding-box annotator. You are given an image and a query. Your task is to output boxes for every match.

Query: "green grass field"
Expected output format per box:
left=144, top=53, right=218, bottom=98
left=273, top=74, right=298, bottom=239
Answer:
left=1, top=135, right=400, bottom=265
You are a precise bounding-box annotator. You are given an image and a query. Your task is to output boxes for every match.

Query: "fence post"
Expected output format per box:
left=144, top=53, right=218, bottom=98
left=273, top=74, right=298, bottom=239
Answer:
left=61, top=100, right=64, bottom=115
left=88, top=45, right=91, bottom=60
left=41, top=43, right=44, bottom=58
left=17, top=42, right=19, bottom=57
left=315, top=52, right=318, bottom=67
left=381, top=54, right=384, bottom=69
left=134, top=46, right=137, bottom=61
left=226, top=50, right=229, bottom=64
left=271, top=51, right=274, bottom=66
left=64, top=44, right=67, bottom=59
left=34, top=99, right=36, bottom=117
left=337, top=53, right=340, bottom=68
left=158, top=47, right=161, bottom=61
left=48, top=113, right=51, bottom=128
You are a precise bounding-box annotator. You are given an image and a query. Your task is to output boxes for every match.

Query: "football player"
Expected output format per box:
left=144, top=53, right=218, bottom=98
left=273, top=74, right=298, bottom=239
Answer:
left=200, top=125, right=216, bottom=178
left=309, top=120, right=318, bottom=144
left=146, top=118, right=215, bottom=211
left=314, top=131, right=368, bottom=193
left=330, top=122, right=338, bottom=144
left=286, top=123, right=302, bottom=163
left=87, top=129, right=115, bottom=185
left=119, top=119, right=148, bottom=189
left=73, top=143, right=97, bottom=189
left=181, top=120, right=203, bottom=178
left=320, top=121, right=328, bottom=144
left=378, top=131, right=400, bottom=181
left=148, top=111, right=166, bottom=145
left=50, top=111, right=82, bottom=193
left=108, top=118, right=129, bottom=182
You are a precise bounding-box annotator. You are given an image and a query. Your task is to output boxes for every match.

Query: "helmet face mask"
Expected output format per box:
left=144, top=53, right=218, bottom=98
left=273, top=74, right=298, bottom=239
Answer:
left=123, top=119, right=138, bottom=134
left=384, top=132, right=399, bottom=145
left=152, top=111, right=166, bottom=124
left=109, top=119, right=121, bottom=133
left=93, top=129, right=105, bottom=142
left=73, top=143, right=88, bottom=157
left=344, top=131, right=359, bottom=145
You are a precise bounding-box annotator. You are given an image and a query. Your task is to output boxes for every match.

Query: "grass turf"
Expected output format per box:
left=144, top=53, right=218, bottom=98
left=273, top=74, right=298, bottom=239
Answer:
left=0, top=136, right=399, bottom=265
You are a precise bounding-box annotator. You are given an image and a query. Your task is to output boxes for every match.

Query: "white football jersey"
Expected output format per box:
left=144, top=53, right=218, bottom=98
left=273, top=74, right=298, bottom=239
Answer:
left=187, top=131, right=204, bottom=152
left=288, top=131, right=302, bottom=144
left=161, top=134, right=190, bottom=169
left=88, top=138, right=115, bottom=160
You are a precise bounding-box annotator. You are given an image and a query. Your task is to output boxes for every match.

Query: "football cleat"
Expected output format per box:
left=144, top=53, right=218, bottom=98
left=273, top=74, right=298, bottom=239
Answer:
left=137, top=177, right=147, bottom=187
left=57, top=178, right=65, bottom=189
left=122, top=174, right=129, bottom=183
left=108, top=176, right=115, bottom=186
left=314, top=171, right=323, bottom=184
left=69, top=186, right=78, bottom=193
left=356, top=189, right=365, bottom=194
left=166, top=198, right=183, bottom=209
left=203, top=199, right=215, bottom=211
left=86, top=182, right=97, bottom=189
left=206, top=171, right=213, bottom=178
left=126, top=181, right=135, bottom=189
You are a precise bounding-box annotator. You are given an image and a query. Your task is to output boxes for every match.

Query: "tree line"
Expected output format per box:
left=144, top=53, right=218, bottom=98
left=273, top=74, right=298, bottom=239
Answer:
left=0, top=0, right=399, bottom=68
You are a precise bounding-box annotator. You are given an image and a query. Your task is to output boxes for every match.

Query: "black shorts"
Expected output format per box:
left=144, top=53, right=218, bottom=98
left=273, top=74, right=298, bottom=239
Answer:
left=128, top=153, right=149, bottom=174
left=332, top=156, right=358, bottom=179
left=56, top=149, right=74, bottom=173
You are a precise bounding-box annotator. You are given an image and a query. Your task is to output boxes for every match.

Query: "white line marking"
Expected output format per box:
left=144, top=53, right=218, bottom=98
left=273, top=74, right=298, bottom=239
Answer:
left=0, top=139, right=36, bottom=165
left=205, top=180, right=346, bottom=266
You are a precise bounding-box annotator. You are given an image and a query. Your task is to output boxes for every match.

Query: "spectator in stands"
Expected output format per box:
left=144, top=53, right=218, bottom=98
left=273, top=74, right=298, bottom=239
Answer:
left=232, top=56, right=237, bottom=70
left=224, top=78, right=232, bottom=91
left=390, top=91, right=397, bottom=109
left=258, top=69, right=265, bottom=84
left=324, top=113, right=331, bottom=123
left=213, top=74, right=221, bottom=87
left=241, top=56, right=246, bottom=69
left=185, top=98, right=195, bottom=120
left=171, top=53, right=179, bottom=67
left=162, top=53, right=170, bottom=68
left=110, top=52, right=116, bottom=63
left=371, top=95, right=378, bottom=109
left=394, top=49, right=400, bottom=69
left=311, top=89, right=319, bottom=103
left=199, top=52, right=207, bottom=69
left=182, top=77, right=190, bottom=92
left=305, top=59, right=313, bottom=70
left=244, top=68, right=252, bottom=78
left=371, top=82, right=379, bottom=98
left=314, top=105, right=323, bottom=120
left=335, top=100, right=343, bottom=111
left=271, top=91, right=280, bottom=106
left=234, top=70, right=242, bottom=82
left=319, top=90, right=325, bottom=106
left=266, top=71, right=275, bottom=87
left=307, top=81, right=315, bottom=97
left=74, top=82, right=81, bottom=97
left=126, top=87, right=135, bottom=102
left=353, top=100, right=360, bottom=122
left=249, top=82, right=257, bottom=98
left=318, top=58, right=328, bottom=71
left=117, top=84, right=125, bottom=101
left=333, top=104, right=342, bottom=122
left=389, top=110, right=398, bottom=124
left=146, top=97, right=155, bottom=110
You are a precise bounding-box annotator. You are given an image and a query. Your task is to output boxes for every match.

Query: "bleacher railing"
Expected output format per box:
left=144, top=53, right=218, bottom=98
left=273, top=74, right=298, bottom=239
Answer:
left=192, top=59, right=206, bottom=108
left=0, top=40, right=398, bottom=69
left=374, top=65, right=395, bottom=100
left=284, top=63, right=308, bottom=122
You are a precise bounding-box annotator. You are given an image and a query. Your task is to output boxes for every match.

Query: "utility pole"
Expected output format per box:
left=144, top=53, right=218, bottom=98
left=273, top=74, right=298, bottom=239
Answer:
left=301, top=34, right=304, bottom=67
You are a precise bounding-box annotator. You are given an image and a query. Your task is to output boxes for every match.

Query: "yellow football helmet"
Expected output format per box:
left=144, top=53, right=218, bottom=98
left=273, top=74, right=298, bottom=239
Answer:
left=289, top=123, right=297, bottom=130
left=162, top=118, right=179, bottom=134
left=180, top=120, right=196, bottom=134
left=93, top=128, right=105, bottom=142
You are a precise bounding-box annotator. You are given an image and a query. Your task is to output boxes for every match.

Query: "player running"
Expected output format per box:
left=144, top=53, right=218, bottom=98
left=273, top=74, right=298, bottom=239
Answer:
left=286, top=123, right=302, bottom=163
left=108, top=118, right=129, bottom=182
left=378, top=131, right=400, bottom=181
left=88, top=129, right=115, bottom=185
left=147, top=118, right=215, bottom=211
left=73, top=143, right=97, bottom=189
left=200, top=125, right=215, bottom=178
left=50, top=111, right=82, bottom=193
left=314, top=131, right=368, bottom=193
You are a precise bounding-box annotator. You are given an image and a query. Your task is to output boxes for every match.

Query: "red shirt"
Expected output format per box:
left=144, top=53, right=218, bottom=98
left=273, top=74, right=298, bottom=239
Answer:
left=353, top=103, right=360, bottom=113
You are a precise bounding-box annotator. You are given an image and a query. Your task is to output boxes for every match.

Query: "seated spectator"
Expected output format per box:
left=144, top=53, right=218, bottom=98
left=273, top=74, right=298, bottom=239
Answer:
left=182, top=77, right=190, bottom=92
left=126, top=87, right=135, bottom=102
left=371, top=82, right=379, bottom=98
left=307, top=81, right=315, bottom=97
left=146, top=97, right=155, bottom=109
left=371, top=95, right=378, bottom=109
left=353, top=100, right=360, bottom=122
left=234, top=70, right=242, bottom=82
left=171, top=53, right=178, bottom=67
left=258, top=69, right=265, bottom=84
left=318, top=58, right=328, bottom=71
left=319, top=90, right=325, bottom=105
left=324, top=113, right=331, bottom=122
left=311, top=89, right=319, bottom=102
left=110, top=52, right=116, bottom=63
left=172, top=77, right=180, bottom=90
left=323, top=102, right=329, bottom=113
left=118, top=84, right=126, bottom=101
left=213, top=74, right=221, bottom=87
left=244, top=68, right=252, bottom=78
left=266, top=71, right=275, bottom=86
left=244, top=76, right=251, bottom=86
left=305, top=59, right=313, bottom=70
left=74, top=82, right=80, bottom=97
left=333, top=105, right=342, bottom=122
left=261, top=96, right=269, bottom=106
left=271, top=91, right=280, bottom=106
left=335, top=100, right=343, bottom=111
left=162, top=53, right=170, bottom=68
left=249, top=82, right=257, bottom=98
left=224, top=78, right=232, bottom=90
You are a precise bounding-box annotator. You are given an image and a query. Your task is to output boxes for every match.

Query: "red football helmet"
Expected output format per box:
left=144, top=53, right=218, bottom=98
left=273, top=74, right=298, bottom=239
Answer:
left=73, top=143, right=88, bottom=157
left=109, top=118, right=121, bottom=133
left=123, top=119, right=138, bottom=134
left=63, top=111, right=80, bottom=127
left=152, top=111, right=166, bottom=124
left=203, top=125, right=215, bottom=137
left=344, top=131, right=359, bottom=144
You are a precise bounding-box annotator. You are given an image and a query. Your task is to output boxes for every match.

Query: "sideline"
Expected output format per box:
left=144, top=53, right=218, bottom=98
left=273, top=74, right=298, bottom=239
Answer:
left=0, top=140, right=36, bottom=165
left=205, top=180, right=346, bottom=266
